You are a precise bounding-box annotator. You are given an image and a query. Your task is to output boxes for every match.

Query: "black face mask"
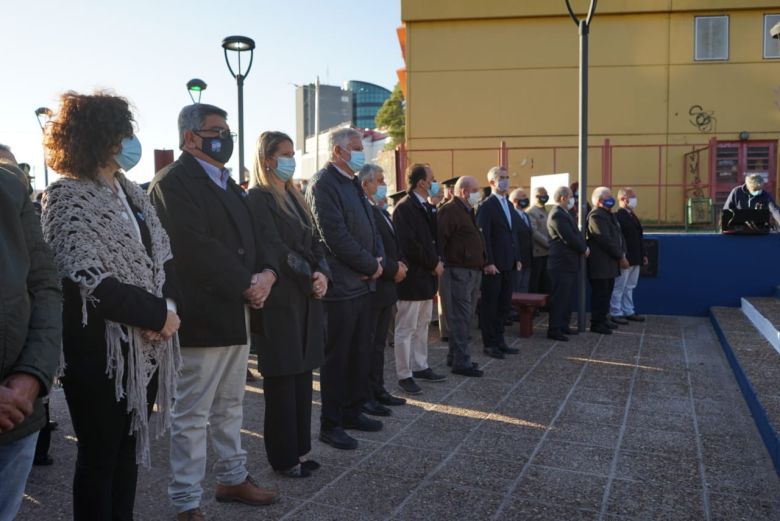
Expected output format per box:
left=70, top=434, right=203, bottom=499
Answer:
left=537, top=195, right=549, bottom=204
left=200, top=135, right=234, bottom=164
left=519, top=198, right=530, bottom=209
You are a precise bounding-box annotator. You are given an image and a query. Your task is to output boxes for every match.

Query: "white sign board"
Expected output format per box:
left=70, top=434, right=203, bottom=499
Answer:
left=530, top=173, right=571, bottom=206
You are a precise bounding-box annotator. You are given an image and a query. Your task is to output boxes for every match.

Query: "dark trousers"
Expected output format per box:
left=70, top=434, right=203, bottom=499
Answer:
left=63, top=355, right=157, bottom=521
left=548, top=270, right=577, bottom=332
left=321, top=294, right=373, bottom=429
left=480, top=270, right=514, bottom=348
left=590, top=277, right=616, bottom=325
left=262, top=372, right=313, bottom=471
left=368, top=304, right=394, bottom=396
left=529, top=255, right=549, bottom=294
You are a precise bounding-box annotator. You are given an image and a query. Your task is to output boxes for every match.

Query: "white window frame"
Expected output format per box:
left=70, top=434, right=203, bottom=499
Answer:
left=694, top=15, right=729, bottom=61
left=763, top=14, right=780, bottom=59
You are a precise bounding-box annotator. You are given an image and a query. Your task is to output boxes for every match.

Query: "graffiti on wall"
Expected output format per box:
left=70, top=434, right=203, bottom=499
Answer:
left=689, top=105, right=716, bottom=133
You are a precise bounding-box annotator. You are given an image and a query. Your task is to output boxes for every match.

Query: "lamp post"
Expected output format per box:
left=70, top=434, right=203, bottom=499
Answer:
left=187, top=78, right=207, bottom=104
left=564, top=0, right=597, bottom=332
left=34, top=106, right=53, bottom=187
left=222, top=35, right=255, bottom=186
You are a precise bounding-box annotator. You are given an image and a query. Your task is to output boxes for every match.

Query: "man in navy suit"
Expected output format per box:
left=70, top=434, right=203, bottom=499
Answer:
left=476, top=167, right=522, bottom=359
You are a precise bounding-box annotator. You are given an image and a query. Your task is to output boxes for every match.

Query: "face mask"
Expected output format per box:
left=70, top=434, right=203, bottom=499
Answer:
left=628, top=197, right=638, bottom=209
left=498, top=178, right=510, bottom=192
left=115, top=135, right=142, bottom=171
left=429, top=181, right=440, bottom=197
left=375, top=184, right=388, bottom=202
left=750, top=189, right=763, bottom=196
left=382, top=202, right=389, bottom=211
left=201, top=135, right=234, bottom=164
left=567, top=198, right=575, bottom=210
left=603, top=197, right=616, bottom=209
left=519, top=198, right=530, bottom=209
left=537, top=195, right=549, bottom=204
left=468, top=191, right=482, bottom=206
left=341, top=147, right=365, bottom=173
left=273, top=156, right=296, bottom=181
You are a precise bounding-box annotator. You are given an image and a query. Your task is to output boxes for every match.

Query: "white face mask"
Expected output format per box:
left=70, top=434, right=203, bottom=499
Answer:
left=468, top=191, right=482, bottom=206
left=566, top=197, right=575, bottom=210
left=628, top=197, right=638, bottom=209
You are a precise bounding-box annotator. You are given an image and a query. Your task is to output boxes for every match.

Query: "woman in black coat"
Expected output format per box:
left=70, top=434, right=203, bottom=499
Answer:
left=247, top=131, right=329, bottom=478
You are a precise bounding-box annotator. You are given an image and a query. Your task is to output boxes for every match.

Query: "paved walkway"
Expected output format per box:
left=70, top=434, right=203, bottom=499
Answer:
left=17, top=316, right=780, bottom=520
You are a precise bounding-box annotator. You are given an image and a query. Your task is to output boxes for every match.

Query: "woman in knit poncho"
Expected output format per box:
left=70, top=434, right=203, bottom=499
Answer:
left=40, top=91, right=182, bottom=521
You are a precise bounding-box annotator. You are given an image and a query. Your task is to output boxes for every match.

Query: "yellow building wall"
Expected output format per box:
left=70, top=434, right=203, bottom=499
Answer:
left=402, top=1, right=780, bottom=224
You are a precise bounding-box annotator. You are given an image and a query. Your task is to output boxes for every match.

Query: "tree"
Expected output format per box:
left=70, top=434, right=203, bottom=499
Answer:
left=375, top=83, right=405, bottom=150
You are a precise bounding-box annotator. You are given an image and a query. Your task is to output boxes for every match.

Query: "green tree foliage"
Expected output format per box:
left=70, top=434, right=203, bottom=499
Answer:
left=375, top=83, right=405, bottom=149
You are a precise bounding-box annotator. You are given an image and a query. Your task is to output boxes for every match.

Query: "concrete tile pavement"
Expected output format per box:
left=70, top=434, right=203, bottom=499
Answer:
left=16, top=315, right=780, bottom=520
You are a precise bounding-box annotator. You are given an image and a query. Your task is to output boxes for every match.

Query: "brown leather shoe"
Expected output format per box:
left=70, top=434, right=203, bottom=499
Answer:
left=215, top=475, right=279, bottom=506
left=176, top=507, right=205, bottom=521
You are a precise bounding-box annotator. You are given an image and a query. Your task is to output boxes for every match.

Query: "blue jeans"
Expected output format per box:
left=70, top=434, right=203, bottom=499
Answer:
left=0, top=432, right=39, bottom=521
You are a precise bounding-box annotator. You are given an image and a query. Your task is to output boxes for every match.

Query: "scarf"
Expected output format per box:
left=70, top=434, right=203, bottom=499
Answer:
left=41, top=172, right=180, bottom=467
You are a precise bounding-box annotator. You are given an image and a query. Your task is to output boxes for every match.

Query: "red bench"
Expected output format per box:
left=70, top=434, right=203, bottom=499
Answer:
left=511, top=293, right=549, bottom=338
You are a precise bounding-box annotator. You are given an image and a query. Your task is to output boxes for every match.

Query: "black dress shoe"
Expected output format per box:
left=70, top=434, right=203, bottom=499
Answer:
left=452, top=366, right=484, bottom=377
left=275, top=464, right=311, bottom=478
left=375, top=390, right=406, bottom=406
left=300, top=460, right=321, bottom=472
left=498, top=344, right=519, bottom=355
left=319, top=427, right=358, bottom=450
left=33, top=455, right=54, bottom=466
left=610, top=316, right=629, bottom=325
left=561, top=327, right=578, bottom=335
left=412, top=368, right=447, bottom=382
left=546, top=331, right=569, bottom=341
left=343, top=413, right=383, bottom=432
left=362, top=400, right=392, bottom=417
left=605, top=321, right=618, bottom=329
left=626, top=314, right=645, bottom=322
left=591, top=324, right=613, bottom=335
left=398, top=378, right=422, bottom=394
left=483, top=347, right=506, bottom=359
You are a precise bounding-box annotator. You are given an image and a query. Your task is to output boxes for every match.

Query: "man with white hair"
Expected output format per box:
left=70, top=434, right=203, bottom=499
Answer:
left=306, top=128, right=386, bottom=449
left=723, top=174, right=780, bottom=226
left=438, top=176, right=486, bottom=377
left=610, top=188, right=647, bottom=323
left=546, top=186, right=589, bottom=341
left=476, top=166, right=521, bottom=358
left=586, top=187, right=627, bottom=335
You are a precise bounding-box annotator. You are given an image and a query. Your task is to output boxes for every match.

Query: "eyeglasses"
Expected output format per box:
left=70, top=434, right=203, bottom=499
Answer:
left=194, top=128, right=237, bottom=140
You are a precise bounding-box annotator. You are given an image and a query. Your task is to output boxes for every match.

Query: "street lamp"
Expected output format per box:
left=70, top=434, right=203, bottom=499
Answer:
left=34, top=106, right=53, bottom=187
left=222, top=35, right=255, bottom=185
left=564, top=0, right=597, bottom=332
left=187, top=78, right=207, bottom=104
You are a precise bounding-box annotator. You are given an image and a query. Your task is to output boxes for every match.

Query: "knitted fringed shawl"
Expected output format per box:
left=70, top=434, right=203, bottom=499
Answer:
left=41, top=172, right=180, bottom=468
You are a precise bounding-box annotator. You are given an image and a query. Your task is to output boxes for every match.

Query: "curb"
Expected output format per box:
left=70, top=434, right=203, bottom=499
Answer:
left=709, top=309, right=780, bottom=476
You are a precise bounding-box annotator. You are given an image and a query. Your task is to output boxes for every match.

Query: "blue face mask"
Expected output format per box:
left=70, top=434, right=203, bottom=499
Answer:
left=382, top=202, right=389, bottom=211
left=750, top=189, right=763, bottom=196
left=342, top=147, right=365, bottom=173
left=603, top=197, right=616, bottom=209
left=429, top=181, right=440, bottom=197
left=274, top=156, right=296, bottom=181
left=375, top=184, right=388, bottom=202
left=115, top=135, right=142, bottom=171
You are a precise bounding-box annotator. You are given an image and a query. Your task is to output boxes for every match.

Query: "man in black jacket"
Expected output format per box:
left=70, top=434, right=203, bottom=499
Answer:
left=509, top=188, right=533, bottom=293
left=393, top=164, right=447, bottom=395
left=610, top=187, right=647, bottom=322
left=723, top=174, right=780, bottom=227
left=586, top=187, right=628, bottom=335
left=358, top=164, right=407, bottom=413
left=0, top=163, right=61, bottom=521
left=150, top=104, right=279, bottom=518
left=476, top=167, right=522, bottom=358
left=438, top=176, right=485, bottom=377
left=306, top=128, right=385, bottom=450
left=546, top=186, right=589, bottom=341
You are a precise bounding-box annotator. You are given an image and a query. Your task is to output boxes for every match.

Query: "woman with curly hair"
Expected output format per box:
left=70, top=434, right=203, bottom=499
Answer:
left=40, top=91, right=181, bottom=520
left=246, top=131, right=329, bottom=478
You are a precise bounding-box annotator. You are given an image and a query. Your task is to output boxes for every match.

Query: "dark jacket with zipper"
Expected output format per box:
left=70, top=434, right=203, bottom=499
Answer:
left=393, top=192, right=440, bottom=301
left=247, top=187, right=329, bottom=377
left=615, top=207, right=646, bottom=266
left=306, top=163, right=384, bottom=302
left=586, top=207, right=625, bottom=279
left=437, top=197, right=485, bottom=270
left=0, top=168, right=61, bottom=445
left=149, top=152, right=278, bottom=347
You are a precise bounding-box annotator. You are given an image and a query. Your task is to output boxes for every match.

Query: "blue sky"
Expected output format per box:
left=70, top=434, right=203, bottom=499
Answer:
left=2, top=0, right=403, bottom=188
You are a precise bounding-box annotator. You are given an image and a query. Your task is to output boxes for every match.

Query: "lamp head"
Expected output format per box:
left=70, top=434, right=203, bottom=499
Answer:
left=187, top=78, right=207, bottom=92
left=35, top=107, right=52, bottom=117
left=222, top=35, right=255, bottom=52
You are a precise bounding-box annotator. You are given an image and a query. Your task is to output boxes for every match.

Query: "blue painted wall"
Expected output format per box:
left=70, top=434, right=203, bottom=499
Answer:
left=633, top=233, right=780, bottom=316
